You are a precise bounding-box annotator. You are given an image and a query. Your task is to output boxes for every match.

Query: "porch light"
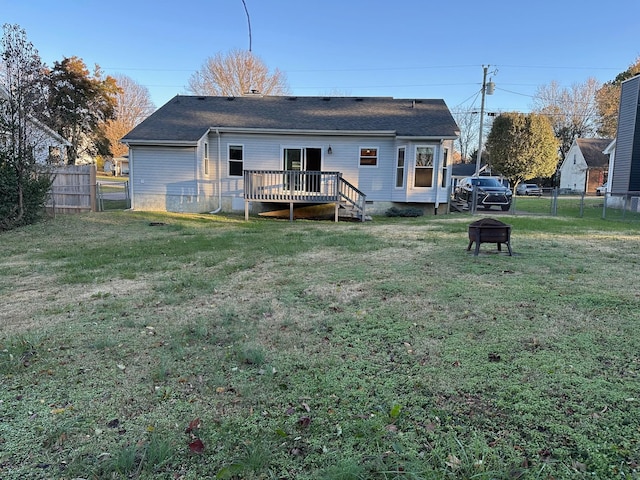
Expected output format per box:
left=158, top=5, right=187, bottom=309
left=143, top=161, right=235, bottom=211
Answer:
left=328, top=145, right=333, bottom=154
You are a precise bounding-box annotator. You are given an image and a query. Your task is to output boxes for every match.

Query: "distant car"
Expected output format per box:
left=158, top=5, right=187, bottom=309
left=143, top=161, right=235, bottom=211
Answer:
left=516, top=183, right=542, bottom=196
left=596, top=185, right=607, bottom=196
left=454, top=176, right=512, bottom=211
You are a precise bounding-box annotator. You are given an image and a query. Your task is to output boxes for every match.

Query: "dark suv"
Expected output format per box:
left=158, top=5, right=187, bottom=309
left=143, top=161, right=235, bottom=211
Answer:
left=454, top=176, right=512, bottom=211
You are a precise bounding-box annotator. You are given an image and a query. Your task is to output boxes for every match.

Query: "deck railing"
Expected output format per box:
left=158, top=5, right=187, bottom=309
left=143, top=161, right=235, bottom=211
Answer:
left=243, top=170, right=366, bottom=221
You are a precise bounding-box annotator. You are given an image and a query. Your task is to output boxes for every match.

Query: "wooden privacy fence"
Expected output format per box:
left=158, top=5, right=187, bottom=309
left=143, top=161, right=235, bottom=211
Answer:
left=46, top=165, right=96, bottom=214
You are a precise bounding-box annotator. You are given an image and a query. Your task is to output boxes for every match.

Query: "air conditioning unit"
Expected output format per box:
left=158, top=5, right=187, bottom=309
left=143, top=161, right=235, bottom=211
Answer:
left=631, top=197, right=640, bottom=212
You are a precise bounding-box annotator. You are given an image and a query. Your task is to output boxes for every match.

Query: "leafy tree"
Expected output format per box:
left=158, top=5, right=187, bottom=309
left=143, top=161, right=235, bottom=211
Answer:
left=0, top=23, right=53, bottom=231
left=595, top=57, right=640, bottom=137
left=103, top=74, right=155, bottom=158
left=45, top=56, right=119, bottom=164
left=187, top=49, right=290, bottom=96
left=486, top=112, right=558, bottom=188
left=532, top=78, right=599, bottom=159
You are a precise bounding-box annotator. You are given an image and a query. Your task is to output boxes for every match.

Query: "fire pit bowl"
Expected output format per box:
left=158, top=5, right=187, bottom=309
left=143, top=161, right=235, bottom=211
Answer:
left=467, top=218, right=512, bottom=256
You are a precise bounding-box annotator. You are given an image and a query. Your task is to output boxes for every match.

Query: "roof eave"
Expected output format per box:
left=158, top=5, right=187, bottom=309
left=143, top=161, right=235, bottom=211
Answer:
left=123, top=139, right=200, bottom=147
left=209, top=127, right=397, bottom=137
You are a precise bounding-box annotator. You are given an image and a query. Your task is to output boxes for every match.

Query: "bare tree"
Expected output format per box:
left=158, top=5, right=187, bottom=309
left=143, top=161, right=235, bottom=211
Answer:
left=452, top=104, right=481, bottom=163
left=532, top=78, right=600, bottom=159
left=103, top=74, right=155, bottom=158
left=187, top=49, right=290, bottom=96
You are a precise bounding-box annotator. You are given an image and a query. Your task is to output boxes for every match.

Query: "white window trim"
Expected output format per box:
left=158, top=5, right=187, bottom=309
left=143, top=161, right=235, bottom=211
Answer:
left=441, top=146, right=449, bottom=188
left=395, top=146, right=406, bottom=189
left=358, top=146, right=379, bottom=168
left=203, top=142, right=209, bottom=176
left=413, top=144, right=437, bottom=189
left=227, top=143, right=244, bottom=178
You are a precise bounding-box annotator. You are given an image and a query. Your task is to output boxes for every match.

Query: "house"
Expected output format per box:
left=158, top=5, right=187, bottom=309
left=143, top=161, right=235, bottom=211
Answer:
left=104, top=156, right=129, bottom=176
left=602, top=139, right=616, bottom=194
left=0, top=86, right=70, bottom=164
left=558, top=138, right=612, bottom=193
left=608, top=75, right=640, bottom=199
left=121, top=95, right=459, bottom=219
left=450, top=162, right=492, bottom=191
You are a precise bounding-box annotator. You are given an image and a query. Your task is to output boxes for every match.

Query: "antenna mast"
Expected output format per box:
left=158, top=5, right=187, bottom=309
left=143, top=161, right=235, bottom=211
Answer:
left=241, top=0, right=252, bottom=52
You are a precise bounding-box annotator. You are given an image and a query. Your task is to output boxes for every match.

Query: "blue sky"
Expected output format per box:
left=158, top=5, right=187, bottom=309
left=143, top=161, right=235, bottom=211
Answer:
left=3, top=0, right=639, bottom=116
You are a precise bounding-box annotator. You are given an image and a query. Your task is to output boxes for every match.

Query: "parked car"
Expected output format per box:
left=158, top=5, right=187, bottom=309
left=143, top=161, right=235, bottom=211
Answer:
left=516, top=183, right=542, bottom=196
left=596, top=185, right=607, bottom=196
left=454, top=176, right=512, bottom=211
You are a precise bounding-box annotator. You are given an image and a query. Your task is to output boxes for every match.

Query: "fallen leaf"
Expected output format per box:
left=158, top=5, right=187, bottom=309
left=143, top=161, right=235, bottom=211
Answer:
left=189, top=438, right=205, bottom=454
left=446, top=454, right=461, bottom=469
left=297, top=416, right=311, bottom=428
left=185, top=418, right=201, bottom=434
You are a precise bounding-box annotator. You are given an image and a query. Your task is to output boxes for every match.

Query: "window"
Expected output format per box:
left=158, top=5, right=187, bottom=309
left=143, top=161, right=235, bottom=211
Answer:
left=414, top=146, right=435, bottom=187
left=228, top=144, right=243, bottom=177
left=48, top=146, right=62, bottom=164
left=395, top=147, right=405, bottom=188
left=359, top=147, right=378, bottom=166
left=204, top=143, right=209, bottom=175
left=573, top=154, right=576, bottom=165
left=441, top=147, right=449, bottom=188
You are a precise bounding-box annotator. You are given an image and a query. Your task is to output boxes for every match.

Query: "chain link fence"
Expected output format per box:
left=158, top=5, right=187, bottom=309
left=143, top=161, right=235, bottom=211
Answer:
left=453, top=188, right=640, bottom=222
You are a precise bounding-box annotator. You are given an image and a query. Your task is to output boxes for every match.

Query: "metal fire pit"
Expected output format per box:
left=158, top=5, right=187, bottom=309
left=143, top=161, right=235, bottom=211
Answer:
left=467, top=218, right=512, bottom=256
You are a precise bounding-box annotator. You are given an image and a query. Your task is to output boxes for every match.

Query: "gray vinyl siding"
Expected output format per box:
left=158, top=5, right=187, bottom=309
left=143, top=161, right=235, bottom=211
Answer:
left=611, top=76, right=640, bottom=194
left=208, top=133, right=400, bottom=202
left=131, top=146, right=216, bottom=212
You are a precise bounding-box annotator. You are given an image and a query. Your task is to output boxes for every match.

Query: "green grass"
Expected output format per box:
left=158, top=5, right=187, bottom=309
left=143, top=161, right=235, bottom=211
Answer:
left=1, top=211, right=640, bottom=479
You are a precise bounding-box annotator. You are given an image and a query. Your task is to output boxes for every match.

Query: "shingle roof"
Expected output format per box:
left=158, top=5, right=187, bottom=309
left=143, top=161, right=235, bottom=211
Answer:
left=122, top=95, right=459, bottom=143
left=576, top=138, right=613, bottom=168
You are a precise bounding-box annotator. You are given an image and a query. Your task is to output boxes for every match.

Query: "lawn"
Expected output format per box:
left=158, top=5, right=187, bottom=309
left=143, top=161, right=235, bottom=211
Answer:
left=1, top=211, right=639, bottom=479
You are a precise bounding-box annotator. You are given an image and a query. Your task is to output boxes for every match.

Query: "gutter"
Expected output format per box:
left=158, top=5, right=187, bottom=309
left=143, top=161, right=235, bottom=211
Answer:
left=210, top=127, right=397, bottom=137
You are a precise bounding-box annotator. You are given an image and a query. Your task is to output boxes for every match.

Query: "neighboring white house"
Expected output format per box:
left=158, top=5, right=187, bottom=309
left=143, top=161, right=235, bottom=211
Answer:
left=603, top=139, right=616, bottom=194
left=558, top=138, right=612, bottom=193
left=0, top=86, right=70, bottom=164
left=121, top=95, right=460, bottom=217
left=27, top=117, right=70, bottom=164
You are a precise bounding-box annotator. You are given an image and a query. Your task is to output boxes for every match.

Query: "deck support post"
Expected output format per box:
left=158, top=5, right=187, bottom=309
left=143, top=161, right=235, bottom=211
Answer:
left=289, top=202, right=293, bottom=222
left=334, top=202, right=339, bottom=222
left=245, top=200, right=249, bottom=221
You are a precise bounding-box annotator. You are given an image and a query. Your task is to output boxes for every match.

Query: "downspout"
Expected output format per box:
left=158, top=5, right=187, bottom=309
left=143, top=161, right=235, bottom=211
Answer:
left=209, top=128, right=223, bottom=214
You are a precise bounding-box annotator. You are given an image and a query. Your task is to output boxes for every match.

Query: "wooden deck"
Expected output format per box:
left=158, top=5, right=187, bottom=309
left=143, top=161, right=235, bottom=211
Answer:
left=243, top=170, right=366, bottom=221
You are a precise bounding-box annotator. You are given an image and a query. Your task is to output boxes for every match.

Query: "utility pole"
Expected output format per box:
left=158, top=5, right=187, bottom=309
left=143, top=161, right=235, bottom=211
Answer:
left=474, top=65, right=495, bottom=177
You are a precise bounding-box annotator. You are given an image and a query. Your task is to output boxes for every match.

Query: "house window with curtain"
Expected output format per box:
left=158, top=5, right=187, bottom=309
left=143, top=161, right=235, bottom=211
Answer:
left=441, top=147, right=449, bottom=188
left=396, top=147, right=405, bottom=188
left=228, top=144, right=243, bottom=177
left=414, top=146, right=435, bottom=187
left=359, top=147, right=378, bottom=167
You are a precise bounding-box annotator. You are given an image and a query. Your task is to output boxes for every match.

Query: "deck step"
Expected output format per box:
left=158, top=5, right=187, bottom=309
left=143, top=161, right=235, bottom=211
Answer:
left=339, top=203, right=371, bottom=221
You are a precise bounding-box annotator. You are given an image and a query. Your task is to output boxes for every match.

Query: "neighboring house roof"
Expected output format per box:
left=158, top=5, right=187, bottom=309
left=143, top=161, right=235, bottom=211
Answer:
left=603, top=138, right=616, bottom=155
left=576, top=138, right=612, bottom=168
left=122, top=95, right=460, bottom=144
left=451, top=162, right=488, bottom=177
